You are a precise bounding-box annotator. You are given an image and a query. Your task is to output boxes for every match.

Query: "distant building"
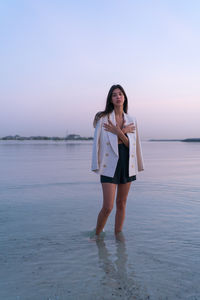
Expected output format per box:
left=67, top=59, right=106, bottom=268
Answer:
left=65, top=134, right=81, bottom=140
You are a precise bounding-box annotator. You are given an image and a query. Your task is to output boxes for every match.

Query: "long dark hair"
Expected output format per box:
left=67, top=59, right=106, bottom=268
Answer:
left=93, top=84, right=128, bottom=127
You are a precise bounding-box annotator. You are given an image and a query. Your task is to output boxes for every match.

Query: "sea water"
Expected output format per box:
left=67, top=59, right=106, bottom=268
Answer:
left=0, top=140, right=200, bottom=300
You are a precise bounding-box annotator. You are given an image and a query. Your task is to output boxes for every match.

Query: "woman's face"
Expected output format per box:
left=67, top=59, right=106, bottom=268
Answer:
left=111, top=88, right=125, bottom=107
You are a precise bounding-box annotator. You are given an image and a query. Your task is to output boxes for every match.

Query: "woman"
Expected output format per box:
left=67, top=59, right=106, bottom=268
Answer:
left=91, top=84, right=144, bottom=237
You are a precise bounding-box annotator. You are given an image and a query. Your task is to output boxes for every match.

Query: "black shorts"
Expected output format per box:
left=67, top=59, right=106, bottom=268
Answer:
left=100, top=143, right=136, bottom=184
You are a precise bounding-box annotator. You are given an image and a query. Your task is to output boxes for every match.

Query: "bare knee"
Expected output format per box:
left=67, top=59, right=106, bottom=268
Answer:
left=102, top=205, right=113, bottom=216
left=116, top=199, right=127, bottom=211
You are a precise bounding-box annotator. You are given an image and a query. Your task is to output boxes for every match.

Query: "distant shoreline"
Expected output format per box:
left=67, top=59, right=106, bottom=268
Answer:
left=0, top=134, right=93, bottom=141
left=1, top=135, right=200, bottom=143
left=149, top=138, right=200, bottom=142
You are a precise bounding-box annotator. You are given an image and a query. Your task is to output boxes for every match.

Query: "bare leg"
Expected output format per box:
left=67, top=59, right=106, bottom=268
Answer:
left=95, top=183, right=117, bottom=235
left=115, top=182, right=131, bottom=234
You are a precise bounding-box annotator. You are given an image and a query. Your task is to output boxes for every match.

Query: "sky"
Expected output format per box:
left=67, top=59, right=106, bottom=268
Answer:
left=1, top=0, right=200, bottom=140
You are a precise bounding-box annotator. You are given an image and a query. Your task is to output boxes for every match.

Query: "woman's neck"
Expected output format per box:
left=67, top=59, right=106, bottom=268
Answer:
left=114, top=107, right=123, bottom=118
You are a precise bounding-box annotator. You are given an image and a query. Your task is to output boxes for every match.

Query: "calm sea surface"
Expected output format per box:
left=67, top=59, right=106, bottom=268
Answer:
left=0, top=140, right=200, bottom=300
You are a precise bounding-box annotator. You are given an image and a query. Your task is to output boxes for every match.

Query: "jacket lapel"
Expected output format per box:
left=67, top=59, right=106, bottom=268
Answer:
left=123, top=112, right=131, bottom=125
left=123, top=112, right=128, bottom=125
left=107, top=111, right=118, bottom=156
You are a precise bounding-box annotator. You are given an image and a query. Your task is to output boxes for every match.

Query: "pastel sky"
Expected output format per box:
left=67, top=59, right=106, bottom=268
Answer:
left=1, top=0, right=200, bottom=139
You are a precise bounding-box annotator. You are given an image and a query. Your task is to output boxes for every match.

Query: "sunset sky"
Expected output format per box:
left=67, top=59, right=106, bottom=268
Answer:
left=1, top=0, right=200, bottom=139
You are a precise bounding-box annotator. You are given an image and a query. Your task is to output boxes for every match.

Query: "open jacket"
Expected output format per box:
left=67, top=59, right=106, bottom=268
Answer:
left=91, top=111, right=144, bottom=177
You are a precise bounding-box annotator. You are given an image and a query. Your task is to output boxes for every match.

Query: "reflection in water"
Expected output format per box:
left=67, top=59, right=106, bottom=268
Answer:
left=95, top=233, right=149, bottom=299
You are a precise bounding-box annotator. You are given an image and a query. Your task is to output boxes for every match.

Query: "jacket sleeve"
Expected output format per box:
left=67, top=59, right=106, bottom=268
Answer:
left=91, top=118, right=102, bottom=172
left=135, top=119, right=144, bottom=172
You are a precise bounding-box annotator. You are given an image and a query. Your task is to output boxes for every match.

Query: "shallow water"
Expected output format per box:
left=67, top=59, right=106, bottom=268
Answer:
left=0, top=140, right=200, bottom=299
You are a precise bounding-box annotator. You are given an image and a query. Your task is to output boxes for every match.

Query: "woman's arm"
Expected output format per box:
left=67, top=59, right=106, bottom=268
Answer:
left=117, top=130, right=129, bottom=147
left=122, top=122, right=135, bottom=135
left=103, top=119, right=129, bottom=147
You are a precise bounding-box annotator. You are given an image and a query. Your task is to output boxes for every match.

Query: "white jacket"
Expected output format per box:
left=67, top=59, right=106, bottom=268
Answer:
left=91, top=111, right=144, bottom=177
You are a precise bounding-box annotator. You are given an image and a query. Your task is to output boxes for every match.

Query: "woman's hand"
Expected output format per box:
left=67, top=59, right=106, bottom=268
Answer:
left=122, top=122, right=135, bottom=134
left=103, top=119, right=130, bottom=147
left=103, top=119, right=121, bottom=135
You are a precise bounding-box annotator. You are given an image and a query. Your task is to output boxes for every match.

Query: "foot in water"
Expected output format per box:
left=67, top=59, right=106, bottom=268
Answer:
left=89, top=228, right=105, bottom=240
left=115, top=231, right=125, bottom=242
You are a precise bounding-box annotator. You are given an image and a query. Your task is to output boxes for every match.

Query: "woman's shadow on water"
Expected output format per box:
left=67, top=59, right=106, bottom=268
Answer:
left=95, top=232, right=149, bottom=299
